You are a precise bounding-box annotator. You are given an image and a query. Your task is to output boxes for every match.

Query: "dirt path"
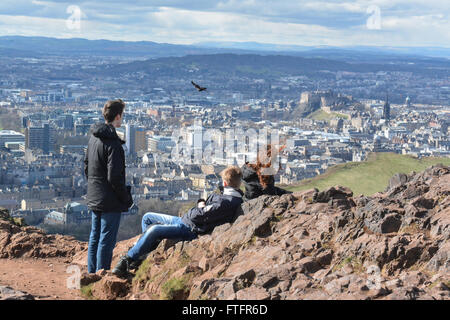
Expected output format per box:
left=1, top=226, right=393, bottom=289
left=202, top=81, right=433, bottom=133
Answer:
left=0, top=258, right=87, bottom=300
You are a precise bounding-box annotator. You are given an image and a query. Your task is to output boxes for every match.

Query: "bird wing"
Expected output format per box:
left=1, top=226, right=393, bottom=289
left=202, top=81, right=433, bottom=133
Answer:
left=191, top=81, right=200, bottom=89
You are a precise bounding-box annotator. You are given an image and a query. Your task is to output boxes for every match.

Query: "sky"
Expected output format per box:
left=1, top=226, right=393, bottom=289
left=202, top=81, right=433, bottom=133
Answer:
left=0, top=0, right=449, bottom=47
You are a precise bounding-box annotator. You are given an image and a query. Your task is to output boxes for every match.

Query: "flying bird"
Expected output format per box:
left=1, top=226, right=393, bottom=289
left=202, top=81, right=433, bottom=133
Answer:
left=191, top=81, right=207, bottom=92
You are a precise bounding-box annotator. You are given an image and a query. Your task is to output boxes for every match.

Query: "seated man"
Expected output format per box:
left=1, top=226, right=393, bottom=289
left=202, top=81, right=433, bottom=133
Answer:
left=112, top=166, right=244, bottom=278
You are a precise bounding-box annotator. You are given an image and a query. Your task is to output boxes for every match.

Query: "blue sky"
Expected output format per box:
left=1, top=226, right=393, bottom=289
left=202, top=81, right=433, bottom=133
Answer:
left=0, top=0, right=449, bottom=47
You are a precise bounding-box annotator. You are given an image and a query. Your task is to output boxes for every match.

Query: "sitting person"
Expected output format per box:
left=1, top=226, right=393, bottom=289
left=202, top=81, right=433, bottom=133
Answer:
left=112, top=166, right=244, bottom=278
left=241, top=144, right=291, bottom=200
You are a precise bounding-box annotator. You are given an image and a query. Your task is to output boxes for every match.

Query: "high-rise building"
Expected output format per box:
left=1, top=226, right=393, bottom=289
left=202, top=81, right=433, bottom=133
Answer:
left=63, top=114, right=74, bottom=130
left=125, top=124, right=147, bottom=155
left=125, top=124, right=135, bottom=155
left=135, top=127, right=147, bottom=153
left=383, top=93, right=390, bottom=123
left=25, top=122, right=55, bottom=154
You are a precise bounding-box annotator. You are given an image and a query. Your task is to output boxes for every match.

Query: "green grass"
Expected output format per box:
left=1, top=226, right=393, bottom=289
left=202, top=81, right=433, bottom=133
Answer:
left=80, top=284, right=95, bottom=300
left=332, top=256, right=365, bottom=274
left=306, top=109, right=349, bottom=122
left=133, top=258, right=152, bottom=287
left=160, top=276, right=190, bottom=300
left=283, top=152, right=450, bottom=196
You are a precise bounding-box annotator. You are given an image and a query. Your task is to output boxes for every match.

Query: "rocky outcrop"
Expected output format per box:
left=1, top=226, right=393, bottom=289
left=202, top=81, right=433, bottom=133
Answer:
left=0, top=286, right=34, bottom=300
left=0, top=208, right=87, bottom=259
left=86, top=164, right=449, bottom=300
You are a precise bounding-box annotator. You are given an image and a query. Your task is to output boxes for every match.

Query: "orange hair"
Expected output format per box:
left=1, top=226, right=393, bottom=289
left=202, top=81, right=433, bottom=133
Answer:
left=247, top=144, right=285, bottom=188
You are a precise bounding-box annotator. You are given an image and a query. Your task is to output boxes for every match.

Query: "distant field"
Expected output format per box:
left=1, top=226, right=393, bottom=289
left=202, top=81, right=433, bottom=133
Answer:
left=282, top=152, right=450, bottom=196
left=0, top=110, right=22, bottom=133
left=306, top=109, right=349, bottom=122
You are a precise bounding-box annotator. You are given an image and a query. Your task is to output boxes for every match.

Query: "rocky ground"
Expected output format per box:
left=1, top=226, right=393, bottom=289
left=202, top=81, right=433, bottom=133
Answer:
left=80, top=164, right=450, bottom=300
left=0, top=207, right=87, bottom=300
left=1, top=164, right=449, bottom=300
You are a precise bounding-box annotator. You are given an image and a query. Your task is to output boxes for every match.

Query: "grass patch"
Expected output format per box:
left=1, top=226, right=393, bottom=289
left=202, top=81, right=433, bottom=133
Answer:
left=160, top=276, right=190, bottom=300
left=284, top=152, right=450, bottom=196
left=133, top=258, right=152, bottom=287
left=80, top=284, right=95, bottom=300
left=306, top=109, right=349, bottom=122
left=399, top=223, right=421, bottom=235
left=333, top=256, right=365, bottom=274
left=178, top=251, right=191, bottom=268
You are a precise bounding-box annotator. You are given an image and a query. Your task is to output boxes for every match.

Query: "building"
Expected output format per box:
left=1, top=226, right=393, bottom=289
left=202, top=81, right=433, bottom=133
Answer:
left=25, top=122, right=55, bottom=154
left=125, top=124, right=147, bottom=155
left=60, top=145, right=87, bottom=155
left=74, top=123, right=91, bottom=135
left=44, top=202, right=90, bottom=225
left=135, top=127, right=147, bottom=153
left=147, top=135, right=175, bottom=153
left=0, top=130, right=25, bottom=148
left=383, top=94, right=391, bottom=123
left=0, top=199, right=19, bottom=211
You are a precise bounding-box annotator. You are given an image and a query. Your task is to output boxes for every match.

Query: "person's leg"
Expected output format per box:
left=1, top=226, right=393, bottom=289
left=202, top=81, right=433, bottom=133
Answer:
left=113, top=219, right=196, bottom=278
left=87, top=211, right=101, bottom=273
left=141, top=212, right=181, bottom=233
left=96, top=212, right=121, bottom=271
left=127, top=222, right=195, bottom=261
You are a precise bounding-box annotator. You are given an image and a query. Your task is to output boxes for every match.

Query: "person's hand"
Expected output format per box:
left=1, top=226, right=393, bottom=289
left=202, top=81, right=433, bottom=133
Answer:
left=197, top=199, right=206, bottom=208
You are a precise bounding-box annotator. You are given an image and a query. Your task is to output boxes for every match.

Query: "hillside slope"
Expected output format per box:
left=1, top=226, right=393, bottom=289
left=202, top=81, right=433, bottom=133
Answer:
left=81, top=164, right=450, bottom=300
left=284, top=153, right=450, bottom=196
left=0, top=208, right=88, bottom=300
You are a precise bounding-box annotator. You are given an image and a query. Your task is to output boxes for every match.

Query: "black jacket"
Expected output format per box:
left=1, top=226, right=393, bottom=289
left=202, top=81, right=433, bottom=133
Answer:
left=84, top=122, right=133, bottom=213
left=241, top=163, right=290, bottom=200
left=181, top=187, right=244, bottom=235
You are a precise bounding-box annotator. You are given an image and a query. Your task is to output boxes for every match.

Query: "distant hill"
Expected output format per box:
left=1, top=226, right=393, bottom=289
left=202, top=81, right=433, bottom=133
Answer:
left=0, top=36, right=260, bottom=58
left=196, top=41, right=450, bottom=59
left=1, top=36, right=449, bottom=62
left=283, top=152, right=450, bottom=196
left=96, top=53, right=450, bottom=79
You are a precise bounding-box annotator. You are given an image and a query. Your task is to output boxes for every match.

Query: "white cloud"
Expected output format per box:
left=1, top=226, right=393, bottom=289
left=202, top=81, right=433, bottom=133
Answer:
left=0, top=0, right=448, bottom=47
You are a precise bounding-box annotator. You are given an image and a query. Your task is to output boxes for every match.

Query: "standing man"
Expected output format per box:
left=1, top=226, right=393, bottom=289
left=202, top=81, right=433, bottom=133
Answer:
left=84, top=99, right=133, bottom=273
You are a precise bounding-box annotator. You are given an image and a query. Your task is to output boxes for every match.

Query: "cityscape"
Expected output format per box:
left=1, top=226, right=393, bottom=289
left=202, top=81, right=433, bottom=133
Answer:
left=0, top=38, right=448, bottom=237
left=0, top=0, right=449, bottom=303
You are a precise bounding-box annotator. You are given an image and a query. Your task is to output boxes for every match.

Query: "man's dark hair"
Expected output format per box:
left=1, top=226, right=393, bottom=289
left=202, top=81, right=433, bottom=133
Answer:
left=103, top=99, right=125, bottom=123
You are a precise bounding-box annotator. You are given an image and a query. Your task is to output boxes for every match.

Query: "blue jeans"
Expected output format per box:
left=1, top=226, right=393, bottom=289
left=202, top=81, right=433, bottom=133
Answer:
left=127, top=212, right=197, bottom=261
left=87, top=211, right=121, bottom=273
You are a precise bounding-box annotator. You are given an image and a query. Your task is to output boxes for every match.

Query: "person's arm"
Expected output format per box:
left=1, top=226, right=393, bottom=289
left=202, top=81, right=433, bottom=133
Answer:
left=188, top=193, right=238, bottom=227
left=186, top=201, right=223, bottom=225
left=84, top=147, right=89, bottom=179
left=107, top=143, right=131, bottom=205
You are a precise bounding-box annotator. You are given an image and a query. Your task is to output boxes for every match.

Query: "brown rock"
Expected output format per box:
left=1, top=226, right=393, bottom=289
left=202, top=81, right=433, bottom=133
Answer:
left=297, top=257, right=322, bottom=274
left=0, top=286, right=34, bottom=300
left=198, top=256, right=210, bottom=272
left=80, top=273, right=102, bottom=286
left=236, top=287, right=270, bottom=300
left=91, top=275, right=129, bottom=300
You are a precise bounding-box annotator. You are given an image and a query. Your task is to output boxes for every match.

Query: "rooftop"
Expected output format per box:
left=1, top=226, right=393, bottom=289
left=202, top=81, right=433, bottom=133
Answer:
left=0, top=130, right=24, bottom=137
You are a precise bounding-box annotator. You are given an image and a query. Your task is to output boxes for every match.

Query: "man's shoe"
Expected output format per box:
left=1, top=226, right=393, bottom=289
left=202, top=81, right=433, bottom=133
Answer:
left=112, top=255, right=133, bottom=278
left=129, top=258, right=143, bottom=270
